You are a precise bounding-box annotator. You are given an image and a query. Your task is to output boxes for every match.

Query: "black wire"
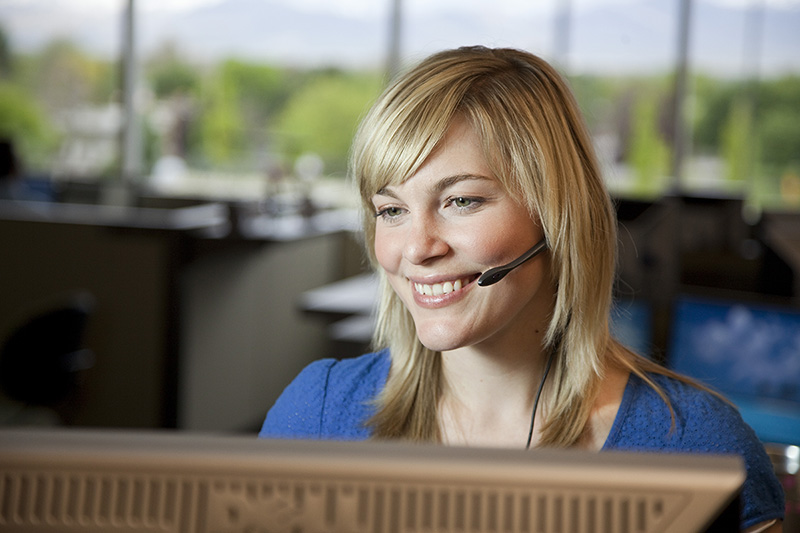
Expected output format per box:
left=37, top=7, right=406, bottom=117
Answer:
left=525, top=346, right=557, bottom=449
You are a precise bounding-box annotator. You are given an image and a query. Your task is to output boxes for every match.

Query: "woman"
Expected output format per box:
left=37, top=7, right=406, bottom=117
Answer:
left=261, top=46, right=784, bottom=531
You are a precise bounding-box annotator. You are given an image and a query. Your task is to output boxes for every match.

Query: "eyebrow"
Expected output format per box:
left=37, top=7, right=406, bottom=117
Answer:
left=374, top=173, right=492, bottom=198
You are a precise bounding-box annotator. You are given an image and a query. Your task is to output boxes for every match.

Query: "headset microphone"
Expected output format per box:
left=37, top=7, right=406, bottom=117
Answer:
left=477, top=238, right=548, bottom=287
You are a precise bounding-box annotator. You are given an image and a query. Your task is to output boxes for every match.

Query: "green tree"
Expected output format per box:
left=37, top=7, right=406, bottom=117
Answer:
left=759, top=110, right=800, bottom=170
left=20, top=39, right=113, bottom=111
left=0, top=25, right=12, bottom=79
left=189, top=58, right=300, bottom=168
left=691, top=75, right=737, bottom=153
left=627, top=90, right=671, bottom=195
left=276, top=71, right=381, bottom=175
left=693, top=75, right=800, bottom=174
left=721, top=98, right=754, bottom=184
left=146, top=42, right=200, bottom=99
left=0, top=38, right=116, bottom=174
left=567, top=74, right=620, bottom=132
left=219, top=59, right=293, bottom=121
left=197, top=74, right=246, bottom=166
left=0, top=82, right=57, bottom=169
left=756, top=76, right=800, bottom=172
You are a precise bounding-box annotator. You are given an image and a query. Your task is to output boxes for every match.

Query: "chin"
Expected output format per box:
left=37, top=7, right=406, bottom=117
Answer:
left=418, top=339, right=458, bottom=352
left=414, top=324, right=473, bottom=353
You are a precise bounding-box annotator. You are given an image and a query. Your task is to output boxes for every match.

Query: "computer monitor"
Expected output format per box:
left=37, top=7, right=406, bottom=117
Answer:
left=0, top=428, right=743, bottom=533
left=668, top=292, right=800, bottom=445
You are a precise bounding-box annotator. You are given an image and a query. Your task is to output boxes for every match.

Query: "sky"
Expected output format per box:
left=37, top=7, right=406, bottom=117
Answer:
left=33, top=0, right=800, bottom=15
left=3, top=0, right=798, bottom=74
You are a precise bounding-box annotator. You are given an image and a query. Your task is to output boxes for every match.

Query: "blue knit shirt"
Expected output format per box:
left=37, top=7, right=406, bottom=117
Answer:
left=260, top=350, right=785, bottom=529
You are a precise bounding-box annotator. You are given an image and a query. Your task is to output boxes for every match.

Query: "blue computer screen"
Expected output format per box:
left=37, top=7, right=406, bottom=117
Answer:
left=669, top=294, right=800, bottom=444
left=669, top=295, right=800, bottom=404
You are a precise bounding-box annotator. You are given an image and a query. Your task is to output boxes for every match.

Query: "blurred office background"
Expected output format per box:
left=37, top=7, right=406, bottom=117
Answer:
left=0, top=0, right=798, bottom=471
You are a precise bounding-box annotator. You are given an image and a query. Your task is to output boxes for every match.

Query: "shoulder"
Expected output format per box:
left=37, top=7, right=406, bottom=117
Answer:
left=259, top=350, right=390, bottom=440
left=606, top=372, right=785, bottom=529
left=607, top=372, right=748, bottom=450
left=326, top=349, right=392, bottom=389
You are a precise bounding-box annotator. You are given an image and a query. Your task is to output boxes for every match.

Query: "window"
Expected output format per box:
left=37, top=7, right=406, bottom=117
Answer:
left=1, top=0, right=798, bottom=212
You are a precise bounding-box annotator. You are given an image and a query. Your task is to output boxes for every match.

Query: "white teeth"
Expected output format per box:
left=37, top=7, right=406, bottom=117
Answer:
left=414, top=278, right=468, bottom=296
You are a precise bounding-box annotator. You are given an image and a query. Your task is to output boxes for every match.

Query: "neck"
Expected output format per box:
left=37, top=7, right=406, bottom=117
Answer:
left=440, top=315, right=550, bottom=399
left=438, top=343, right=552, bottom=448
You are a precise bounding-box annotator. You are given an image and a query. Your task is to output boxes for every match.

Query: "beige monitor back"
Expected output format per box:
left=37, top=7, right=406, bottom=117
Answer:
left=0, top=428, right=744, bottom=533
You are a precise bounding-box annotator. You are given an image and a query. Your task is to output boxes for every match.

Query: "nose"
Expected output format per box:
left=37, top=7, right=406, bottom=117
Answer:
left=403, top=215, right=450, bottom=265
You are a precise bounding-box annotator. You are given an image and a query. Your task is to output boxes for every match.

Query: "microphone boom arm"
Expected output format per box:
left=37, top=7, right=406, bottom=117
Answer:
left=477, top=238, right=548, bottom=287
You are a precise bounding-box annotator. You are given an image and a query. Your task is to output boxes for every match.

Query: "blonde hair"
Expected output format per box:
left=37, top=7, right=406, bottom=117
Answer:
left=351, top=46, right=667, bottom=446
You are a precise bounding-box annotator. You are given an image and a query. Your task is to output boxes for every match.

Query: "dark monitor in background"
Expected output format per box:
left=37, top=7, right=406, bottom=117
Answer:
left=667, top=292, right=800, bottom=445
left=0, top=428, right=744, bottom=533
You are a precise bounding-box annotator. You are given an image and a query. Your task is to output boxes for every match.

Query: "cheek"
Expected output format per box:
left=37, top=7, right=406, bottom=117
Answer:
left=461, top=225, right=523, bottom=269
left=470, top=233, right=509, bottom=265
left=373, top=228, right=398, bottom=272
left=483, top=216, right=543, bottom=263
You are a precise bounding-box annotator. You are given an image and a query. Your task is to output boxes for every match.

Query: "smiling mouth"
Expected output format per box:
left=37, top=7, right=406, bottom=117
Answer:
left=413, top=276, right=476, bottom=296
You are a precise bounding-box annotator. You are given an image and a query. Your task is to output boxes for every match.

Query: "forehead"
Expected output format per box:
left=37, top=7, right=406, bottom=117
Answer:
left=376, top=117, right=493, bottom=193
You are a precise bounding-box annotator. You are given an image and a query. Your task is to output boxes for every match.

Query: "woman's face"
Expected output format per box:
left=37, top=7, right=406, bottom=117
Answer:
left=371, top=118, right=554, bottom=353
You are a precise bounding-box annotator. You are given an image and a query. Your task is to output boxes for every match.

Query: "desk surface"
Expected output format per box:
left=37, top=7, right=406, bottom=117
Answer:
left=300, top=272, right=378, bottom=316
left=0, top=199, right=228, bottom=231
left=0, top=200, right=359, bottom=243
left=300, top=273, right=378, bottom=345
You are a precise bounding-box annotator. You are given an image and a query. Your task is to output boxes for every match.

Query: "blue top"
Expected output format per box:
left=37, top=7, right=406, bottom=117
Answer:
left=260, top=350, right=785, bottom=530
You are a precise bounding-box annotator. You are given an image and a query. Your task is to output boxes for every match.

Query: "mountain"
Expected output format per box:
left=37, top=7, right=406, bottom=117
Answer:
left=1, top=0, right=798, bottom=75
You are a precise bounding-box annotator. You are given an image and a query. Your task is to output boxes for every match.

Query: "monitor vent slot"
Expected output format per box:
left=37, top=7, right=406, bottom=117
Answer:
left=204, top=477, right=687, bottom=533
left=2, top=469, right=688, bottom=532
left=1, top=470, right=191, bottom=531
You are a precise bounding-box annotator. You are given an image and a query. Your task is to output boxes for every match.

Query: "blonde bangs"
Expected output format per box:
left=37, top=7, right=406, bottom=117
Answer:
left=352, top=84, right=461, bottom=267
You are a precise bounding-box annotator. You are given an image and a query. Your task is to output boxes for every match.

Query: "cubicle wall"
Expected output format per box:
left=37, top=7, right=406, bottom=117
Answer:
left=0, top=211, right=362, bottom=432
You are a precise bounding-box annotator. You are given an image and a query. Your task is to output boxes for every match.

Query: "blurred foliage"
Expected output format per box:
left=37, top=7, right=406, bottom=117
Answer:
left=189, top=58, right=300, bottom=168
left=721, top=98, right=754, bottom=184
left=691, top=73, right=800, bottom=206
left=695, top=75, right=800, bottom=166
left=758, top=76, right=800, bottom=172
left=179, top=61, right=381, bottom=174
left=760, top=110, right=800, bottom=170
left=568, top=74, right=624, bottom=133
left=275, top=70, right=381, bottom=176
left=198, top=71, right=247, bottom=166
left=146, top=42, right=201, bottom=99
left=0, top=81, right=59, bottom=169
left=0, top=82, right=47, bottom=139
left=14, top=39, right=115, bottom=110
left=627, top=85, right=671, bottom=195
left=218, top=59, right=295, bottom=121
left=692, top=75, right=737, bottom=153
left=0, top=23, right=797, bottom=208
left=0, top=25, right=11, bottom=78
